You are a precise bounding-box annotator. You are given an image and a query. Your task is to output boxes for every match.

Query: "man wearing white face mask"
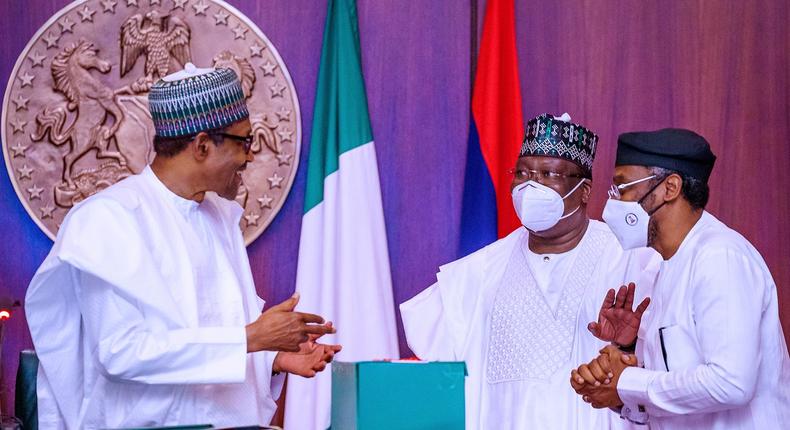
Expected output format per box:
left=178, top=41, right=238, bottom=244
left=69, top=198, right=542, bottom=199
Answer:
left=571, top=129, right=790, bottom=429
left=400, top=113, right=659, bottom=429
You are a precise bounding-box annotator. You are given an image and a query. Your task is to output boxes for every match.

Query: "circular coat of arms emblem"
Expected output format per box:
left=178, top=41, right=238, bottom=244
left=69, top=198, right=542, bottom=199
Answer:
left=2, top=0, right=300, bottom=245
left=625, top=212, right=638, bottom=226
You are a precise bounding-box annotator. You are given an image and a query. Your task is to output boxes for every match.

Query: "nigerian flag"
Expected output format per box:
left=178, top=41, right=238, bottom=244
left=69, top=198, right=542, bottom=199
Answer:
left=283, top=0, right=399, bottom=428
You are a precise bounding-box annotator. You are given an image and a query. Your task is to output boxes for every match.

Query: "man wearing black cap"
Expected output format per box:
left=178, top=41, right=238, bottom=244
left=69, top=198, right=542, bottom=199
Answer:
left=570, top=129, right=790, bottom=429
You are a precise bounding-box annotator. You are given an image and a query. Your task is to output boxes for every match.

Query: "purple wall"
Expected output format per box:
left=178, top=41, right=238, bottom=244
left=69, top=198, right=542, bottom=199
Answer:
left=1, top=0, right=788, bottom=417
left=512, top=0, right=790, bottom=342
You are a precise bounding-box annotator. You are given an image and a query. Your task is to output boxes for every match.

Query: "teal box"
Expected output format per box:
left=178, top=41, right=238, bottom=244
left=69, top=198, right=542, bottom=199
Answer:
left=331, top=361, right=466, bottom=430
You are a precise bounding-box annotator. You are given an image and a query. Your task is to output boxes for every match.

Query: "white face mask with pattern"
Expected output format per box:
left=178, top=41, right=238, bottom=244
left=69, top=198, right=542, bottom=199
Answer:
left=511, top=179, right=586, bottom=232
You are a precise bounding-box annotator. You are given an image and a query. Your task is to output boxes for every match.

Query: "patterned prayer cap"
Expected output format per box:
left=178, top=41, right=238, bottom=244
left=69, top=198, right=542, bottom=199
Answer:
left=148, top=63, right=249, bottom=138
left=520, top=113, right=599, bottom=175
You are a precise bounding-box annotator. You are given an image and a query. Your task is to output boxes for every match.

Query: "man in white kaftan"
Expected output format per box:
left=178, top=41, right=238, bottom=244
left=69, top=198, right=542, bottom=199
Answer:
left=25, top=65, right=339, bottom=429
left=401, top=113, right=659, bottom=429
left=572, top=128, right=790, bottom=429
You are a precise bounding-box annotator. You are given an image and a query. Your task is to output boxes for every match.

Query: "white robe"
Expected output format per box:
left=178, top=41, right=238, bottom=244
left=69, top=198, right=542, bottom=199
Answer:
left=25, top=166, right=284, bottom=430
left=400, top=220, right=660, bottom=429
left=618, top=211, right=790, bottom=429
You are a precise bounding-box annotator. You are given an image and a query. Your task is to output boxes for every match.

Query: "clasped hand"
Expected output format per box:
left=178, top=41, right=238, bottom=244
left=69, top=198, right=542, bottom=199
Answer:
left=571, top=282, right=649, bottom=409
left=246, top=292, right=342, bottom=377
left=570, top=345, right=636, bottom=409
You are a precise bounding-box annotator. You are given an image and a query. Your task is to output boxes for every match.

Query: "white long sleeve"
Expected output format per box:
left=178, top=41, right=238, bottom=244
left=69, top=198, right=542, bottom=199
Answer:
left=400, top=282, right=457, bottom=361
left=618, top=248, right=763, bottom=415
left=76, top=268, right=248, bottom=384
left=616, top=212, right=790, bottom=430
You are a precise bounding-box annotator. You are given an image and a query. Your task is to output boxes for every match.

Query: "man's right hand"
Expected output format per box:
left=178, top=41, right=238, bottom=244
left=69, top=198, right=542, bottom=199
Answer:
left=587, top=282, right=650, bottom=348
left=246, top=293, right=335, bottom=353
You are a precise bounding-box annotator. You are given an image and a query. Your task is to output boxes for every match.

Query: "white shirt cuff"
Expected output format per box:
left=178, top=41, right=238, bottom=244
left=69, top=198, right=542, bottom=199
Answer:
left=264, top=351, right=286, bottom=399
left=618, top=366, right=657, bottom=406
left=618, top=367, right=656, bottom=424
left=270, top=371, right=286, bottom=400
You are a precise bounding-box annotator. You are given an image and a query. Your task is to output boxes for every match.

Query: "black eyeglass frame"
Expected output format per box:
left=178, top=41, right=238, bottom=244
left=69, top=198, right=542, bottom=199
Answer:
left=209, top=132, right=254, bottom=154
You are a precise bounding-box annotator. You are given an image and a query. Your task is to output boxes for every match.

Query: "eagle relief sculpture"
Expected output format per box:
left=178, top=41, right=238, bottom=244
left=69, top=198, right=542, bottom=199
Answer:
left=120, top=10, right=191, bottom=93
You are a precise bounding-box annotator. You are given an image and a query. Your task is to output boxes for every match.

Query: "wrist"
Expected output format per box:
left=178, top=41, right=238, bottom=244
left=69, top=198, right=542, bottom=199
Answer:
left=614, top=339, right=636, bottom=353
left=246, top=323, right=272, bottom=353
left=245, top=324, right=257, bottom=353
left=272, top=352, right=282, bottom=374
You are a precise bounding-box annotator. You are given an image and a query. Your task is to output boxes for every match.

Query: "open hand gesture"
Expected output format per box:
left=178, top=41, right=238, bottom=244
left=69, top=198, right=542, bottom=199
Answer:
left=587, top=283, right=649, bottom=347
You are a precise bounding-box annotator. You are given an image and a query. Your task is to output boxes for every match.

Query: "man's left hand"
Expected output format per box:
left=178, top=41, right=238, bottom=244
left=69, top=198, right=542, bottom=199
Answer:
left=272, top=323, right=342, bottom=378
left=570, top=345, right=636, bottom=409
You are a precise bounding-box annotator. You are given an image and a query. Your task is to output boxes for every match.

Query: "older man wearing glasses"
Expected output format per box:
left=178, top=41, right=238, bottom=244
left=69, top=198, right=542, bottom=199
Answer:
left=400, top=113, right=659, bottom=429
left=26, top=64, right=340, bottom=429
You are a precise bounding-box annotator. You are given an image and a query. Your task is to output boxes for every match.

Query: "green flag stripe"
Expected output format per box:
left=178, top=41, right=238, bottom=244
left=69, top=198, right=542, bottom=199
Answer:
left=303, top=0, right=374, bottom=213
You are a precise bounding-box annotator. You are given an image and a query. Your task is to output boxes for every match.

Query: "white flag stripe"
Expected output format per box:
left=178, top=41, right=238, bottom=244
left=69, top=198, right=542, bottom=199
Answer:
left=285, top=141, right=398, bottom=429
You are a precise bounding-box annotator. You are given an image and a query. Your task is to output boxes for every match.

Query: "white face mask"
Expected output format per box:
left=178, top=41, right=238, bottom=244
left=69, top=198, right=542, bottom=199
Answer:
left=602, top=199, right=651, bottom=249
left=602, top=176, right=666, bottom=249
left=511, top=179, right=586, bottom=232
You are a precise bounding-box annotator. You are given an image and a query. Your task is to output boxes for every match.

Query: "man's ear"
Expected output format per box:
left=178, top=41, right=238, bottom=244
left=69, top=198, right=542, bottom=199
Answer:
left=663, top=173, right=683, bottom=202
left=581, top=179, right=592, bottom=205
left=191, top=133, right=211, bottom=162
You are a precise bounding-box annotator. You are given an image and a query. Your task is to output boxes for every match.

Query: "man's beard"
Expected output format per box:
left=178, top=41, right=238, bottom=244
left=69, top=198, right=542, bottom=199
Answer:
left=647, top=218, right=659, bottom=248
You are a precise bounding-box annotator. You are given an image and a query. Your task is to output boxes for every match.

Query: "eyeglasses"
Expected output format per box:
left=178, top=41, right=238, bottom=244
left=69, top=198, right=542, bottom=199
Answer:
left=508, top=167, right=583, bottom=182
left=608, top=175, right=656, bottom=199
left=211, top=132, right=254, bottom=154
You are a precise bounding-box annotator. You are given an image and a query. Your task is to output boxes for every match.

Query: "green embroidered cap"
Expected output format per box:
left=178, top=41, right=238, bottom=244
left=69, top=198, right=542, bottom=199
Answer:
left=520, top=113, right=599, bottom=175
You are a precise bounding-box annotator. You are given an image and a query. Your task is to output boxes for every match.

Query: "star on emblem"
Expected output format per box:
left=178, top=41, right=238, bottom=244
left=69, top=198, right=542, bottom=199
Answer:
left=275, top=107, right=291, bottom=122
left=232, top=25, right=248, bottom=40
left=214, top=10, right=230, bottom=25
left=260, top=60, right=278, bottom=77
left=269, top=82, right=286, bottom=98
left=275, top=152, right=292, bottom=166
left=13, top=95, right=30, bottom=111
left=78, top=5, right=96, bottom=22
left=257, top=194, right=274, bottom=209
left=173, top=0, right=189, bottom=10
left=126, top=0, right=139, bottom=6
left=267, top=173, right=284, bottom=189
left=277, top=128, right=293, bottom=143
left=192, top=0, right=209, bottom=15
left=18, top=72, right=34, bottom=87
left=42, top=31, right=60, bottom=49
left=40, top=205, right=55, bottom=219
left=59, top=17, right=76, bottom=33
left=27, top=184, right=44, bottom=200
left=101, top=0, right=118, bottom=13
left=28, top=51, right=46, bottom=68
left=249, top=42, right=265, bottom=57
left=10, top=118, right=27, bottom=134
left=10, top=142, right=28, bottom=158
left=244, top=211, right=260, bottom=226
left=17, top=164, right=34, bottom=180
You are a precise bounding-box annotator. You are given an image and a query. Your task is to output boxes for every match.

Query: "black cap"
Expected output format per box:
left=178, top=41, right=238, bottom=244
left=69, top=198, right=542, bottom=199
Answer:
left=616, top=128, right=716, bottom=182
